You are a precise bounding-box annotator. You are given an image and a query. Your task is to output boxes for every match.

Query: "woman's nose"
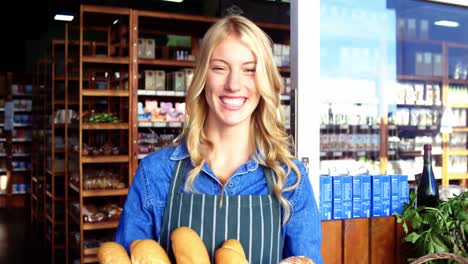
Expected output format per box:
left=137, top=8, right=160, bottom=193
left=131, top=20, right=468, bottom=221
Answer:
left=225, top=70, right=241, bottom=91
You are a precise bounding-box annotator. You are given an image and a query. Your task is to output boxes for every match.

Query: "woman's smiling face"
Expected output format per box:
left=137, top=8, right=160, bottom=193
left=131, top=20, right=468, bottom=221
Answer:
left=204, top=33, right=260, bottom=130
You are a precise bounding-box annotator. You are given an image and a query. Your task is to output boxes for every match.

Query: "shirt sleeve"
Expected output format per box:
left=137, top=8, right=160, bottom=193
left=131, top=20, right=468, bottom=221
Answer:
left=115, top=159, right=155, bottom=252
left=283, top=161, right=324, bottom=264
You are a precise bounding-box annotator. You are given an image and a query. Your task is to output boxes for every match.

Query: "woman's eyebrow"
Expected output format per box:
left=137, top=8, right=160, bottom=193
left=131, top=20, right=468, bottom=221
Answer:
left=209, top=58, right=256, bottom=65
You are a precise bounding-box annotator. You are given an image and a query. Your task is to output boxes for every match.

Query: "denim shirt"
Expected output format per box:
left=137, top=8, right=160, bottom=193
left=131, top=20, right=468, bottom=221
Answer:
left=115, top=143, right=323, bottom=264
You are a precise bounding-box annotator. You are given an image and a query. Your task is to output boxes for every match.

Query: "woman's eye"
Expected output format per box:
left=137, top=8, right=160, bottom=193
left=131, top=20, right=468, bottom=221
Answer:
left=245, top=68, right=256, bottom=73
left=212, top=66, right=225, bottom=71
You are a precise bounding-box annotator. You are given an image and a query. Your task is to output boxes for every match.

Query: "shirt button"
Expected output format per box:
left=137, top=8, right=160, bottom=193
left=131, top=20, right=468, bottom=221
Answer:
left=228, top=182, right=234, bottom=188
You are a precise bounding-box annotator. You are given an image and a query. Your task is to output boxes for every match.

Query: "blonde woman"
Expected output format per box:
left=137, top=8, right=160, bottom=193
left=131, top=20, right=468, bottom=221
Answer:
left=116, top=15, right=323, bottom=264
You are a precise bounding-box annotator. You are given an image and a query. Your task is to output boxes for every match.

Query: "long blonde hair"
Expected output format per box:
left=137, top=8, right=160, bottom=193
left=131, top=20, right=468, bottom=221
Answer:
left=177, top=15, right=300, bottom=224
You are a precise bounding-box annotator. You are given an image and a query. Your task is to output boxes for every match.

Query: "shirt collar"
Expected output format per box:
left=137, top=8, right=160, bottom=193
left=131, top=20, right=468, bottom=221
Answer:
left=170, top=142, right=190, bottom=160
left=170, top=141, right=259, bottom=172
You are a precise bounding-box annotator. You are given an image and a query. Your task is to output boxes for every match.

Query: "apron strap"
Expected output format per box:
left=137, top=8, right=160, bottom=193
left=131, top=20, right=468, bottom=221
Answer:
left=168, top=158, right=188, bottom=195
left=265, top=168, right=276, bottom=195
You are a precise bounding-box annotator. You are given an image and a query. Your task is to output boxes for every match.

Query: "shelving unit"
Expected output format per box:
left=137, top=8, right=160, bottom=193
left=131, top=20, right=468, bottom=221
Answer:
left=30, top=59, right=49, bottom=227
left=44, top=34, right=76, bottom=263
left=319, top=24, right=468, bottom=185
left=16, top=4, right=290, bottom=262
left=0, top=72, right=33, bottom=208
left=67, top=5, right=133, bottom=263
left=130, top=9, right=291, bottom=174
left=0, top=73, right=7, bottom=207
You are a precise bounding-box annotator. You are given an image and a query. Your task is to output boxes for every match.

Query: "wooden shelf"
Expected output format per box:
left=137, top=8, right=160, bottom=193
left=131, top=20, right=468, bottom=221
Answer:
left=397, top=75, right=443, bottom=82
left=397, top=38, right=443, bottom=46
left=83, top=256, right=99, bottom=263
left=82, top=155, right=129, bottom=163
left=138, top=58, right=195, bottom=67
left=82, top=123, right=129, bottom=130
left=448, top=173, right=468, bottom=180
left=82, top=89, right=129, bottom=97
left=83, top=247, right=98, bottom=256
left=448, top=103, right=468, bottom=109
left=453, top=127, right=468, bottom=132
left=83, top=220, right=119, bottom=230
left=448, top=79, right=468, bottom=85
left=449, top=149, right=468, bottom=156
left=12, top=93, right=33, bottom=97
left=82, top=56, right=129, bottom=64
left=82, top=188, right=128, bottom=197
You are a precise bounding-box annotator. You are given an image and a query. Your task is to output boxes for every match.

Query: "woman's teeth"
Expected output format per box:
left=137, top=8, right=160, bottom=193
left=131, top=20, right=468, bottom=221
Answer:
left=221, top=97, right=245, bottom=106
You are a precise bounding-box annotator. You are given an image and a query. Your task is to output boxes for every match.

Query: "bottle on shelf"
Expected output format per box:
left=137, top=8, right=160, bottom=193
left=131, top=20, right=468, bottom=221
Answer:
left=416, top=144, right=439, bottom=207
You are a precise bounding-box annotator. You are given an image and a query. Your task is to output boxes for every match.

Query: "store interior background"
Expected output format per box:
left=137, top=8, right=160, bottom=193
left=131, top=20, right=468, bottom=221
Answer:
left=1, top=0, right=465, bottom=185
left=0, top=0, right=467, bottom=263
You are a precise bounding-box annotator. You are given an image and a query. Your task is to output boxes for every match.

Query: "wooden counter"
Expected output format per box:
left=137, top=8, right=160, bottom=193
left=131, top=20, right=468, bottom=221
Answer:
left=321, top=217, right=414, bottom=264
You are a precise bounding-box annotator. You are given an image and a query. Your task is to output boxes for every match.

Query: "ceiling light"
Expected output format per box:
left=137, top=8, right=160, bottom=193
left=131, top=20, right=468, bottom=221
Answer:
left=54, top=14, right=74, bottom=22
left=434, top=20, right=459, bottom=27
left=113, top=19, right=119, bottom=25
left=162, top=0, right=184, bottom=2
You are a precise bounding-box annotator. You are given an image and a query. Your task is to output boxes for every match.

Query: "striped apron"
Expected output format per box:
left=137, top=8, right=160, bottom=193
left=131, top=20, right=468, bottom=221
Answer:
left=159, top=159, right=283, bottom=264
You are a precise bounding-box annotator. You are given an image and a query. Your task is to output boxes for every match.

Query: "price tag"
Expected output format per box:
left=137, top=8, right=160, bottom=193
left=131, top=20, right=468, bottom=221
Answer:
left=417, top=125, right=425, bottom=130
left=320, top=152, right=326, bottom=157
left=360, top=125, right=369, bottom=130
left=138, top=90, right=153, bottom=96
left=388, top=150, right=396, bottom=155
left=332, top=151, right=343, bottom=157
left=157, top=91, right=171, bottom=96
left=168, top=122, right=182, bottom=128
left=339, top=125, right=348, bottom=130
left=138, top=122, right=151, bottom=127
left=357, top=151, right=366, bottom=156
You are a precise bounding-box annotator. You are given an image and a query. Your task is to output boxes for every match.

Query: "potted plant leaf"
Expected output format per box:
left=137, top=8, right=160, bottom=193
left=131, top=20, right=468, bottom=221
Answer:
left=395, top=190, right=468, bottom=263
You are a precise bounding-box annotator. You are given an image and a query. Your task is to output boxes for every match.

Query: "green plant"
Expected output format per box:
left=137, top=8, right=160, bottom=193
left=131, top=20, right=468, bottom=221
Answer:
left=395, top=190, right=468, bottom=263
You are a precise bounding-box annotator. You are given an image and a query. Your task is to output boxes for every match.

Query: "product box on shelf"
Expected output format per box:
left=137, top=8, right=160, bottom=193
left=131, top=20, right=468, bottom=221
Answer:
left=154, top=71, right=165, bottom=91
left=371, top=175, right=382, bottom=217
left=320, top=175, right=333, bottom=220
left=145, top=38, right=156, bottom=59
left=342, top=176, right=352, bottom=219
left=332, top=175, right=343, bottom=220
left=361, top=175, right=371, bottom=218
left=352, top=175, right=361, bottom=218
left=183, top=68, right=194, bottom=90
left=138, top=38, right=156, bottom=59
left=144, top=70, right=156, bottom=90
left=381, top=175, right=391, bottom=216
left=391, top=175, right=402, bottom=214
left=399, top=174, right=409, bottom=208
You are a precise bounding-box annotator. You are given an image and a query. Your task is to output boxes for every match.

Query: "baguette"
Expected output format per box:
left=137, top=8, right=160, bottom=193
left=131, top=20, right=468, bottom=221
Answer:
left=171, top=226, right=210, bottom=264
left=215, top=239, right=249, bottom=264
left=130, top=239, right=171, bottom=264
left=279, top=256, right=316, bottom=264
left=97, top=241, right=131, bottom=264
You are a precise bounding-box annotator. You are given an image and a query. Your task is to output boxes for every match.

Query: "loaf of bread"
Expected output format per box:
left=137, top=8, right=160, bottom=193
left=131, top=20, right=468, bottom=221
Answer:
left=171, top=226, right=210, bottom=264
left=279, top=256, right=316, bottom=264
left=130, top=239, right=171, bottom=264
left=97, top=241, right=131, bottom=264
left=214, top=239, right=249, bottom=264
